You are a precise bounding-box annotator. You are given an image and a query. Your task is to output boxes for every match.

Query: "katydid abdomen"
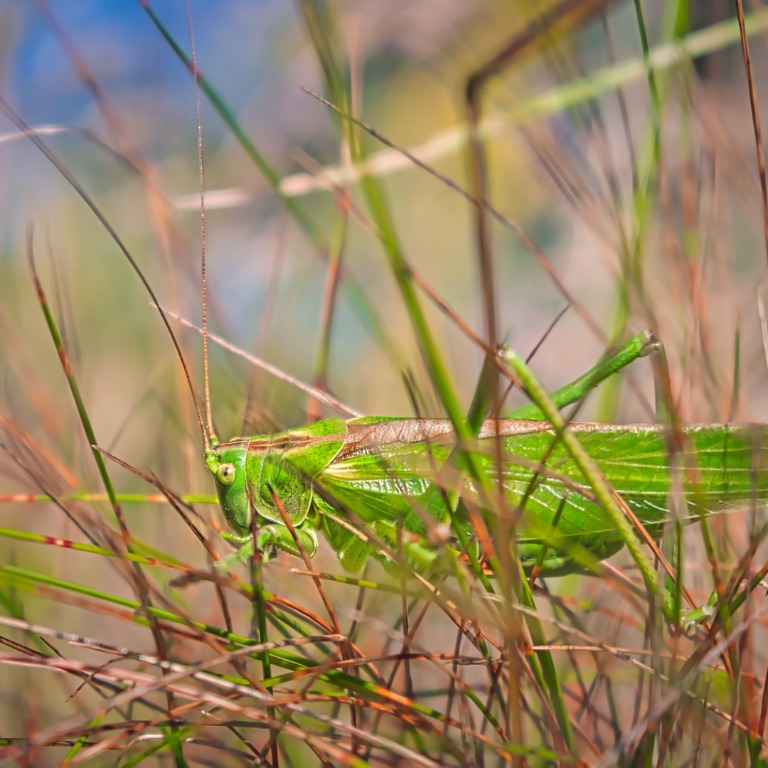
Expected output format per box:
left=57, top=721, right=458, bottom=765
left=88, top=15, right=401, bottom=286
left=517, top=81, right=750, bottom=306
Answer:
left=206, top=417, right=768, bottom=577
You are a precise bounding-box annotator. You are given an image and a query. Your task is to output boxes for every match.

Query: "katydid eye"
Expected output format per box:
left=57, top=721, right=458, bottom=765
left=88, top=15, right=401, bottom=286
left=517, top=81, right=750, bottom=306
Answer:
left=216, top=463, right=236, bottom=487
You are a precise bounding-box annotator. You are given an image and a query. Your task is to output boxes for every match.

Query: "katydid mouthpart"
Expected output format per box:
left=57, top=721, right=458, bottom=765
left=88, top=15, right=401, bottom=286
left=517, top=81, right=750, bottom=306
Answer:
left=203, top=330, right=768, bottom=626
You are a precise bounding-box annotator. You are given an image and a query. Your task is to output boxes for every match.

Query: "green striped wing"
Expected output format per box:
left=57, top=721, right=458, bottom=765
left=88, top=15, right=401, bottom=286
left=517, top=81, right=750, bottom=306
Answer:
left=317, top=418, right=768, bottom=574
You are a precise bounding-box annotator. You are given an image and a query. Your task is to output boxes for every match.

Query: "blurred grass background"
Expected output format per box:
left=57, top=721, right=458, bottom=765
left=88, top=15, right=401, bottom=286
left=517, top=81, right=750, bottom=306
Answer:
left=1, top=1, right=768, bottom=764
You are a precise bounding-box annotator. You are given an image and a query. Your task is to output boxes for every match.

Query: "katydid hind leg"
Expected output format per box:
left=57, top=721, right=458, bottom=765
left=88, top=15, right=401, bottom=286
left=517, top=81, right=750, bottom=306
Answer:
left=508, top=330, right=660, bottom=420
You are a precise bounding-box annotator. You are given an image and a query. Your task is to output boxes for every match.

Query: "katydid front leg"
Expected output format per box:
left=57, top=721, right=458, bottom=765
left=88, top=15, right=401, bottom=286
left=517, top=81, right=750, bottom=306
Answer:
left=215, top=525, right=319, bottom=572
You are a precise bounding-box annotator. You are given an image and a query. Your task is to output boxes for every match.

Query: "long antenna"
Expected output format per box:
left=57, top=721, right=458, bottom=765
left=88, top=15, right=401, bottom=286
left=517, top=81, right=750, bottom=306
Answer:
left=0, top=98, right=210, bottom=453
left=185, top=0, right=214, bottom=450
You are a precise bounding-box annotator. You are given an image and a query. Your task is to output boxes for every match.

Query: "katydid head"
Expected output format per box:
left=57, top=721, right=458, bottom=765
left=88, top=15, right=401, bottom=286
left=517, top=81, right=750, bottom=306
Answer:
left=206, top=443, right=250, bottom=536
left=206, top=439, right=316, bottom=538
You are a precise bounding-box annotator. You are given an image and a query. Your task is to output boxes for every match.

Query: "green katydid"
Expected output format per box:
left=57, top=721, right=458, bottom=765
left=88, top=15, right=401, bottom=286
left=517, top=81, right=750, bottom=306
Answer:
left=202, top=328, right=768, bottom=626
